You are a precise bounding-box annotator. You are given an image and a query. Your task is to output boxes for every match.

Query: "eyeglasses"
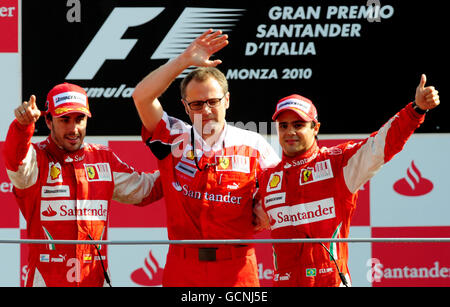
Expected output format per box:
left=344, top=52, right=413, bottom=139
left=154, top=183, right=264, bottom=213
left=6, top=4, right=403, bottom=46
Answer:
left=183, top=94, right=227, bottom=111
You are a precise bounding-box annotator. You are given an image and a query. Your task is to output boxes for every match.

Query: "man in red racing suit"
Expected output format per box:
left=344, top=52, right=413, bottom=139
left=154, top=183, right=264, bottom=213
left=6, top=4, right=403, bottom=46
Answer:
left=255, top=75, right=440, bottom=286
left=3, top=83, right=163, bottom=287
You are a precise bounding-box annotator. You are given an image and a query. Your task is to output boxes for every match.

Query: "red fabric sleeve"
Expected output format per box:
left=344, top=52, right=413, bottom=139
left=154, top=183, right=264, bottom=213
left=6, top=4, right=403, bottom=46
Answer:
left=3, top=119, right=35, bottom=171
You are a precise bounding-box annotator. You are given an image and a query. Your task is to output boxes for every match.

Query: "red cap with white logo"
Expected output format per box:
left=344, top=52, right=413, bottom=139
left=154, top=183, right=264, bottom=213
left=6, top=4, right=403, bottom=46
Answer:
left=45, top=83, right=91, bottom=118
left=272, top=94, right=318, bottom=123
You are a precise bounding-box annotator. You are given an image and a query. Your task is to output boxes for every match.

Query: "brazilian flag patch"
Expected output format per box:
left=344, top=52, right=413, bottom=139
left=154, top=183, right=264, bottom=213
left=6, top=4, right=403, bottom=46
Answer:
left=306, top=268, right=316, bottom=277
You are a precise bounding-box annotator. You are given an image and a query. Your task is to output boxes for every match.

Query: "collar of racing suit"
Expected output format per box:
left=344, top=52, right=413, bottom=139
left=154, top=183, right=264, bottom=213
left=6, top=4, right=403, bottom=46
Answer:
left=44, top=135, right=86, bottom=164
left=281, top=140, right=319, bottom=166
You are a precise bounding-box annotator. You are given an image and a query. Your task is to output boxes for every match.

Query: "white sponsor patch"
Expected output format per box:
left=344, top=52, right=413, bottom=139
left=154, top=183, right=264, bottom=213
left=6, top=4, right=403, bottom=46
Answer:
left=41, top=185, right=70, bottom=198
left=53, top=91, right=87, bottom=107
left=274, top=272, right=291, bottom=282
left=175, top=161, right=197, bottom=178
left=51, top=255, right=66, bottom=263
left=268, top=197, right=336, bottom=230
left=264, top=192, right=286, bottom=209
left=276, top=98, right=311, bottom=114
left=40, top=200, right=108, bottom=221
left=40, top=254, right=50, bottom=263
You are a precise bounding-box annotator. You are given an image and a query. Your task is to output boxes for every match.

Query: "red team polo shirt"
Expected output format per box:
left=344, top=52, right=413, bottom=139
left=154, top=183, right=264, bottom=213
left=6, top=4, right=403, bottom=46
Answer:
left=142, top=112, right=280, bottom=286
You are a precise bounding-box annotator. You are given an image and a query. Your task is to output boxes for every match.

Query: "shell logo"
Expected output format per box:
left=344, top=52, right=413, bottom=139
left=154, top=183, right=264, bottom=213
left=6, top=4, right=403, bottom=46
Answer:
left=269, top=175, right=281, bottom=188
left=50, top=165, right=61, bottom=180
left=267, top=171, right=283, bottom=192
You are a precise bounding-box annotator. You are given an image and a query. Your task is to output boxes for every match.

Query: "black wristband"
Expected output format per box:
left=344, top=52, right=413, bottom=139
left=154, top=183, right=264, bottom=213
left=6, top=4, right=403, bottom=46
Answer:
left=412, top=101, right=428, bottom=114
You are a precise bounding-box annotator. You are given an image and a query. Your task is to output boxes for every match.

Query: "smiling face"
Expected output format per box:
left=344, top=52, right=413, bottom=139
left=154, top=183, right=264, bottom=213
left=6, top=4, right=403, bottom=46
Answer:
left=182, top=76, right=229, bottom=140
left=46, top=112, right=87, bottom=152
left=276, top=110, right=320, bottom=157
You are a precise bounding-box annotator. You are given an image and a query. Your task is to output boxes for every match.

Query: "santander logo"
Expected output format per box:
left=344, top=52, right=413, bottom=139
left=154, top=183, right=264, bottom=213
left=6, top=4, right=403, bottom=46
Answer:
left=269, top=214, right=276, bottom=227
left=393, top=161, right=433, bottom=196
left=131, top=250, right=164, bottom=286
left=42, top=205, right=57, bottom=217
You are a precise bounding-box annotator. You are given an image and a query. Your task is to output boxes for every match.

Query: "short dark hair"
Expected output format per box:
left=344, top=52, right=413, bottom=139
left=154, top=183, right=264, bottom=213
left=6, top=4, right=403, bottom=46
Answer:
left=180, top=67, right=228, bottom=99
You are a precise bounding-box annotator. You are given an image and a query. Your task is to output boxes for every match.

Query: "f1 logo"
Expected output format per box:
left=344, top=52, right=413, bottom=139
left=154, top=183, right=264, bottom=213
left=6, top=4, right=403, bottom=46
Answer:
left=66, top=7, right=164, bottom=80
left=66, top=7, right=244, bottom=80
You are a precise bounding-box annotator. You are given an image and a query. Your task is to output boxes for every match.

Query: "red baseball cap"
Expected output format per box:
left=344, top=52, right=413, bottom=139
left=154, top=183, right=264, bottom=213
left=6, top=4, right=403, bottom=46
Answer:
left=45, top=83, right=91, bottom=118
left=272, top=94, right=318, bottom=123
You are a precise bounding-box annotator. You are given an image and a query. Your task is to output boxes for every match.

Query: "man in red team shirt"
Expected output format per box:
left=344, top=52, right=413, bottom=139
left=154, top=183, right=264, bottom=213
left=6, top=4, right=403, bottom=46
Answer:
left=3, top=83, right=163, bottom=286
left=133, top=30, right=280, bottom=286
left=256, top=75, right=440, bottom=286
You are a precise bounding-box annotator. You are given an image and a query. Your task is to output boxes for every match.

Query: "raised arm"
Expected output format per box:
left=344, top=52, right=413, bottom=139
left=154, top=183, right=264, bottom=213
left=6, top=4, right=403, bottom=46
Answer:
left=343, top=74, right=440, bottom=194
left=3, top=95, right=42, bottom=188
left=132, top=29, right=228, bottom=134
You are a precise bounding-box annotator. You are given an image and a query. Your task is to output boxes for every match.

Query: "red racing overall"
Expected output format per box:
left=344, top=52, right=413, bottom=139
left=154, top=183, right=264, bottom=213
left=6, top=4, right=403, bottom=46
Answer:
left=3, top=120, right=163, bottom=287
left=257, top=103, right=425, bottom=286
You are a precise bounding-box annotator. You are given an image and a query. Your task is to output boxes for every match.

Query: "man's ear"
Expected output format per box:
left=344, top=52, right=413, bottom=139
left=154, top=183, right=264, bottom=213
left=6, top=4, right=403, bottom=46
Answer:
left=45, top=115, right=53, bottom=130
left=181, top=99, right=190, bottom=115
left=224, top=92, right=230, bottom=110
left=313, top=122, right=321, bottom=136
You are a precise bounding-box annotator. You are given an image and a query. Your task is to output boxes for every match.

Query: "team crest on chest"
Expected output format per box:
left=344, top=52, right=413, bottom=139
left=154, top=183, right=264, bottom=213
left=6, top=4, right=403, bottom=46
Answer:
left=215, top=155, right=250, bottom=173
left=299, top=159, right=334, bottom=185
left=84, top=163, right=112, bottom=182
left=218, top=157, right=231, bottom=170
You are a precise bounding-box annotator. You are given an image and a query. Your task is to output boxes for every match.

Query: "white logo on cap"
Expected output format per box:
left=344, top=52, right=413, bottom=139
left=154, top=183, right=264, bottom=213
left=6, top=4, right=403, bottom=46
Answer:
left=53, top=91, right=87, bottom=107
left=278, top=99, right=311, bottom=114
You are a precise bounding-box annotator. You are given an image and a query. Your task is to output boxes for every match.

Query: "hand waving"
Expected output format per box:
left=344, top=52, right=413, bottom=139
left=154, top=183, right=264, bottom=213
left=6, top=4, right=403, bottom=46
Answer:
left=181, top=29, right=229, bottom=67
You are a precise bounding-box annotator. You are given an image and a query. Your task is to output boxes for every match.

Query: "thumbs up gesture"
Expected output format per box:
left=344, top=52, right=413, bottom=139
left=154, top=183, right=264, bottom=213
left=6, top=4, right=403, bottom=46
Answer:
left=15, top=95, right=41, bottom=125
left=415, top=74, right=440, bottom=111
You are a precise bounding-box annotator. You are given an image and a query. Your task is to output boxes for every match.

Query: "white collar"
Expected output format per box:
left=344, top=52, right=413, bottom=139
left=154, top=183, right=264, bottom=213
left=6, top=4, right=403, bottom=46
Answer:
left=191, top=122, right=227, bottom=152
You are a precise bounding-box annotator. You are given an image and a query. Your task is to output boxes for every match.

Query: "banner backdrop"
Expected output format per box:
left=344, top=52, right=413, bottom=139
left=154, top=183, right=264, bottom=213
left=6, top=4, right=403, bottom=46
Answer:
left=0, top=0, right=448, bottom=288
left=22, top=0, right=447, bottom=136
